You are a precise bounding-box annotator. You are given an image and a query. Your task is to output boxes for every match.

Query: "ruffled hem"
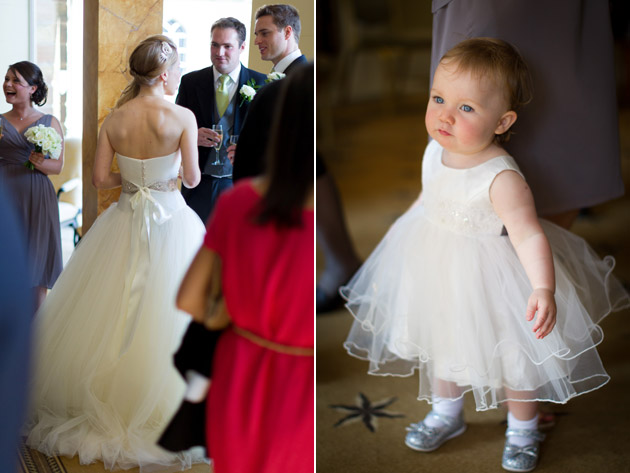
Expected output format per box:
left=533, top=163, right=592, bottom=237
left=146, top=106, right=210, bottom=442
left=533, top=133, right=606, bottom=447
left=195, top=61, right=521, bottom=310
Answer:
left=341, top=210, right=630, bottom=410
left=25, top=193, right=206, bottom=470
left=25, top=414, right=206, bottom=472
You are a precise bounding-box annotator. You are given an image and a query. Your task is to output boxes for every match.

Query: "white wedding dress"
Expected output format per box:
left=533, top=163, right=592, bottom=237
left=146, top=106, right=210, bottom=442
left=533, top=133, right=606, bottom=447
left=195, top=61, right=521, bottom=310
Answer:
left=25, top=153, right=206, bottom=471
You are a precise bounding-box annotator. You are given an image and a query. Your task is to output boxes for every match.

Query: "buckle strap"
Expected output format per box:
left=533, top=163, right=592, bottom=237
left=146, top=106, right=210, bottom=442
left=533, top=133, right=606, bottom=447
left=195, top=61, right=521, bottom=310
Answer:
left=405, top=411, right=458, bottom=433
left=505, top=428, right=545, bottom=442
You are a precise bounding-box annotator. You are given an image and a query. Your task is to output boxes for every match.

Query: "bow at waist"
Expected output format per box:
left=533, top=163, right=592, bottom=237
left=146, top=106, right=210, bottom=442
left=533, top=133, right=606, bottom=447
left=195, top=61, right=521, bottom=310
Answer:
left=117, top=176, right=178, bottom=356
left=123, top=177, right=178, bottom=225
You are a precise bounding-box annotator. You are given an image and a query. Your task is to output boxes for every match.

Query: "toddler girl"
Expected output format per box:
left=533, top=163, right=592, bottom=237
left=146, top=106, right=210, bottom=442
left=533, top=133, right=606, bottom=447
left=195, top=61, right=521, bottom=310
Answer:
left=341, top=38, right=630, bottom=472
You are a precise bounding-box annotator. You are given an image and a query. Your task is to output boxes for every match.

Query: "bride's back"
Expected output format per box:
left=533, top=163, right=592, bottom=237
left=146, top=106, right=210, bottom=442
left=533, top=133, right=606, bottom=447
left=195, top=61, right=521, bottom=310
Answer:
left=107, top=97, right=186, bottom=159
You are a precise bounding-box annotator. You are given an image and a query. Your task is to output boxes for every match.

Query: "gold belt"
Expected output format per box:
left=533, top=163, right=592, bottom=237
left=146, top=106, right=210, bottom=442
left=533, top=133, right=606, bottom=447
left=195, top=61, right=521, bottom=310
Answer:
left=232, top=325, right=314, bottom=357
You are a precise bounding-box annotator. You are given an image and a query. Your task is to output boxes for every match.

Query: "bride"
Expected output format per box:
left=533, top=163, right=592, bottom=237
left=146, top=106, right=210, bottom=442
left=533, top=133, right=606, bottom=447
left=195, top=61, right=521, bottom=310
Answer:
left=25, top=35, right=205, bottom=471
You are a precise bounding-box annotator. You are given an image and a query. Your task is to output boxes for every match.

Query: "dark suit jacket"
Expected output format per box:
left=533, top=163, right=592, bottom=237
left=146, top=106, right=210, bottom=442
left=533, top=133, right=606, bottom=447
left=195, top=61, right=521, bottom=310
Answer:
left=283, top=54, right=307, bottom=75
left=176, top=64, right=267, bottom=172
left=232, top=57, right=309, bottom=182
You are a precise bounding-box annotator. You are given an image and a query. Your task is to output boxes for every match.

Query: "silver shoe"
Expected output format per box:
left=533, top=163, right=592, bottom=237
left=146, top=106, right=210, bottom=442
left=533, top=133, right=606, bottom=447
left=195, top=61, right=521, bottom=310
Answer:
left=501, top=428, right=545, bottom=472
left=404, top=411, right=466, bottom=452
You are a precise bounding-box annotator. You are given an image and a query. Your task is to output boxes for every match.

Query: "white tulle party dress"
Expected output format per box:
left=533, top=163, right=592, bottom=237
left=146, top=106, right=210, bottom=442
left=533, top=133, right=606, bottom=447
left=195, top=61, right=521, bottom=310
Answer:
left=25, top=153, right=205, bottom=471
left=342, top=139, right=630, bottom=411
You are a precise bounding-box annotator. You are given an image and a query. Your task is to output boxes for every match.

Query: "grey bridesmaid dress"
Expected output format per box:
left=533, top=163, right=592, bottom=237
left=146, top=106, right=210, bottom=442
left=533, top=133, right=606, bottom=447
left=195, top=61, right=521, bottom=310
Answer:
left=0, top=114, right=62, bottom=288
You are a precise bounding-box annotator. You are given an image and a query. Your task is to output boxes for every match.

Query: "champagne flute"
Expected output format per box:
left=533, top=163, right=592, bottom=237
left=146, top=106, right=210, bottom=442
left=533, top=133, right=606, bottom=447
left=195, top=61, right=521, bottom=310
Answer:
left=229, top=134, right=239, bottom=146
left=211, top=124, right=223, bottom=165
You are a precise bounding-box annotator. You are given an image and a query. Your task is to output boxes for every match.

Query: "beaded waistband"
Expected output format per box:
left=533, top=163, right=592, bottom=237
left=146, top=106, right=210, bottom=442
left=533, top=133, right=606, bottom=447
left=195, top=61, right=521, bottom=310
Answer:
left=122, top=177, right=178, bottom=194
left=232, top=325, right=314, bottom=357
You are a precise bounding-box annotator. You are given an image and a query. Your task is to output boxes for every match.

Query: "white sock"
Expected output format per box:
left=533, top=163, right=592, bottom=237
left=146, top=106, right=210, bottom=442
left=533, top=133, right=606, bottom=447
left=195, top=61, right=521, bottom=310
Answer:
left=424, top=395, right=464, bottom=427
left=507, top=412, right=538, bottom=447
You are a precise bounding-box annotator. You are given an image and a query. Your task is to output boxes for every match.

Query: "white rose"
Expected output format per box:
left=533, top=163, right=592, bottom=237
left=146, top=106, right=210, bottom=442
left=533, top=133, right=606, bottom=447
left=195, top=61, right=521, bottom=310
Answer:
left=49, top=144, right=61, bottom=159
left=240, top=84, right=256, bottom=100
left=41, top=137, right=54, bottom=151
left=34, top=129, right=46, bottom=143
left=266, top=72, right=286, bottom=82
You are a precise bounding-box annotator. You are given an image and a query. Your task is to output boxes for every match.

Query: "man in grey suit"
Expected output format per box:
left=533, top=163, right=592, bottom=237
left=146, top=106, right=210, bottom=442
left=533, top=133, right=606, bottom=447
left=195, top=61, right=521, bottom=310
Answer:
left=232, top=4, right=308, bottom=181
left=176, top=17, right=267, bottom=223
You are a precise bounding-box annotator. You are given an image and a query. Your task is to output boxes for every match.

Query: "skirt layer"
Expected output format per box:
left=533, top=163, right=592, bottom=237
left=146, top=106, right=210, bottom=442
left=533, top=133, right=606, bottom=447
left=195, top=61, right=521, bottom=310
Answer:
left=26, top=194, right=206, bottom=471
left=342, top=208, right=630, bottom=410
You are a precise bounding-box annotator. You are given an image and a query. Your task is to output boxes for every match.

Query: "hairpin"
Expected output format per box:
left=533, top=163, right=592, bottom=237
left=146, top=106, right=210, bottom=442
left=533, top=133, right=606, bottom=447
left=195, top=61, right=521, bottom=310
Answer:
left=159, top=41, right=172, bottom=63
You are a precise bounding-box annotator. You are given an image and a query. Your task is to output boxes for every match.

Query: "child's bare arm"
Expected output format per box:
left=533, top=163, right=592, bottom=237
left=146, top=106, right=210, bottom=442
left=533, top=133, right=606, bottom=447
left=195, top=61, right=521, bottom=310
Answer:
left=490, top=170, right=557, bottom=339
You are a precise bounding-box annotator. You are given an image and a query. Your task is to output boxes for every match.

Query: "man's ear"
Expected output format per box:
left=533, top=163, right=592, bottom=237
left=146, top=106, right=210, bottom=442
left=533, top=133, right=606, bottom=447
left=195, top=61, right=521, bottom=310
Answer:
left=495, top=110, right=517, bottom=135
left=284, top=25, right=293, bottom=40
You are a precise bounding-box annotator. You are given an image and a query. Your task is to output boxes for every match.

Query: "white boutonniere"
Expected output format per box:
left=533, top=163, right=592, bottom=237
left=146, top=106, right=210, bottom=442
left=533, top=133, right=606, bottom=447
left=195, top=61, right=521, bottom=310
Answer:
left=265, top=71, right=286, bottom=83
left=24, top=124, right=62, bottom=170
left=239, top=78, right=261, bottom=107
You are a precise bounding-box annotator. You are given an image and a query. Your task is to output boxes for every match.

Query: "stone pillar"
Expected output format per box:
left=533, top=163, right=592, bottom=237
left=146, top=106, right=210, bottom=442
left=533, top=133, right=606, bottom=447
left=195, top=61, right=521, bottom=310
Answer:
left=247, top=0, right=314, bottom=74
left=82, top=0, right=163, bottom=233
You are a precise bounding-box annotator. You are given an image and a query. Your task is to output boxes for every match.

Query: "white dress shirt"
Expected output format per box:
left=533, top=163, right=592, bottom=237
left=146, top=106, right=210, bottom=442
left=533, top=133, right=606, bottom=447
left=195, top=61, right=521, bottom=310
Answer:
left=272, top=49, right=302, bottom=73
left=213, top=63, right=241, bottom=104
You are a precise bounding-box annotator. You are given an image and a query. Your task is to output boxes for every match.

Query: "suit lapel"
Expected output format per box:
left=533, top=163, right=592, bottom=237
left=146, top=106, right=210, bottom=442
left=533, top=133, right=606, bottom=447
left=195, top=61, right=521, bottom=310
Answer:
left=195, top=66, right=216, bottom=127
left=234, top=65, right=251, bottom=133
left=284, top=55, right=307, bottom=75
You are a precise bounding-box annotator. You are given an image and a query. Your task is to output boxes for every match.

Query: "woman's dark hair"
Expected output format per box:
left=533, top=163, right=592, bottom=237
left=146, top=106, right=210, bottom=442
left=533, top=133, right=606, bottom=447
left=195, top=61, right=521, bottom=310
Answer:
left=256, top=63, right=314, bottom=228
left=8, top=61, right=48, bottom=106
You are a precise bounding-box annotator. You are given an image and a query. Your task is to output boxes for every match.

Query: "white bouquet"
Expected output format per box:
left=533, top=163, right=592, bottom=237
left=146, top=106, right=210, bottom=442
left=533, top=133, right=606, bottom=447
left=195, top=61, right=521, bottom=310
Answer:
left=239, top=78, right=261, bottom=107
left=24, top=124, right=62, bottom=170
left=265, top=71, right=286, bottom=83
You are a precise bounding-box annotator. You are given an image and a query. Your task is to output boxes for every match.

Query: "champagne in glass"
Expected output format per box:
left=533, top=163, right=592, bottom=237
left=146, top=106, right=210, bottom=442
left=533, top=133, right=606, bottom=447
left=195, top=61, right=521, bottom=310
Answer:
left=229, top=134, right=239, bottom=146
left=211, top=124, right=223, bottom=165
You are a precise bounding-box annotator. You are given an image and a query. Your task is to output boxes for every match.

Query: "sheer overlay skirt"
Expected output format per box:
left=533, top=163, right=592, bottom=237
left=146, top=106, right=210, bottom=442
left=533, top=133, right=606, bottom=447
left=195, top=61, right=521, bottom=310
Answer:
left=342, top=207, right=630, bottom=410
left=25, top=191, right=206, bottom=471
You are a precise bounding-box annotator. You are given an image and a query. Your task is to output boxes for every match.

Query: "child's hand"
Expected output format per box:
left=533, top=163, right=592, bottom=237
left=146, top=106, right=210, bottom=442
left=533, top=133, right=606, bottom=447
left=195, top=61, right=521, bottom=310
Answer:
left=525, top=288, right=556, bottom=339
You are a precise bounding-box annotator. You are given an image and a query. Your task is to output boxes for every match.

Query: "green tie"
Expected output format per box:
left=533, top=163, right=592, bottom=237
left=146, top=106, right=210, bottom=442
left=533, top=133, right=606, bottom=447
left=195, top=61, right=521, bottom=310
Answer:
left=216, top=74, right=229, bottom=117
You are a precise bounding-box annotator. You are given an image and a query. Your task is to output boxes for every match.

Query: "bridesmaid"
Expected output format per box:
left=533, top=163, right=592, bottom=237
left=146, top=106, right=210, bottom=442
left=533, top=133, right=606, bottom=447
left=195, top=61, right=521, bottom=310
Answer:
left=0, top=61, right=64, bottom=310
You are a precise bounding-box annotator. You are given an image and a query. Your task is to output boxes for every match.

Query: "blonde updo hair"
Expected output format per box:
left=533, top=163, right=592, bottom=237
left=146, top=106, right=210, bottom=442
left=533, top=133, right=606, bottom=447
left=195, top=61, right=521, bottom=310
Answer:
left=115, top=35, right=178, bottom=108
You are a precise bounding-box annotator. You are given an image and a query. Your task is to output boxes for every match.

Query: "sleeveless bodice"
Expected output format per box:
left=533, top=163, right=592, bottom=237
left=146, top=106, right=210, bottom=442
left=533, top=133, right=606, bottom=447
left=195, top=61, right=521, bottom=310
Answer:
left=116, top=152, right=180, bottom=187
left=421, top=139, right=524, bottom=236
left=0, top=114, right=53, bottom=165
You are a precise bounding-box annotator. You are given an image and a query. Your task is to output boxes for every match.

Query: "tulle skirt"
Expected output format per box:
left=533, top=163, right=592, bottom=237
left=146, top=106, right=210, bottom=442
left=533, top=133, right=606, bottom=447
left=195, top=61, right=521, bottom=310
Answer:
left=342, top=205, right=630, bottom=411
left=25, top=190, right=206, bottom=471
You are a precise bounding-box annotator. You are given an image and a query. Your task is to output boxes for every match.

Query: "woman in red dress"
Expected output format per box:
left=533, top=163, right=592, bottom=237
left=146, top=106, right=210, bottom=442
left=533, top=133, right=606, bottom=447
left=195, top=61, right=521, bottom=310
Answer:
left=176, top=63, right=314, bottom=473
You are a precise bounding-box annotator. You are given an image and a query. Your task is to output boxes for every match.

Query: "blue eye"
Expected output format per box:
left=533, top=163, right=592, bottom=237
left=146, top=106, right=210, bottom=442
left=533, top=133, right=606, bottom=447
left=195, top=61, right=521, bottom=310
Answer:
left=434, top=96, right=444, bottom=104
left=461, top=104, right=473, bottom=112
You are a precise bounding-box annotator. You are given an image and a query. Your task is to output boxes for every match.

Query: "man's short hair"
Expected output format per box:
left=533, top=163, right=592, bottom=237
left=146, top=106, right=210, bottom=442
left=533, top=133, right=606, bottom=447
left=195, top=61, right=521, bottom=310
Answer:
left=211, top=17, right=247, bottom=46
left=255, top=4, right=301, bottom=44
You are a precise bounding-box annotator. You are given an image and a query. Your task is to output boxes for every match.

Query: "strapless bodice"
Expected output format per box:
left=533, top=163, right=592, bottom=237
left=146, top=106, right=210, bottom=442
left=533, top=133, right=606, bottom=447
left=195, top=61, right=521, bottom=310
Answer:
left=116, top=152, right=180, bottom=188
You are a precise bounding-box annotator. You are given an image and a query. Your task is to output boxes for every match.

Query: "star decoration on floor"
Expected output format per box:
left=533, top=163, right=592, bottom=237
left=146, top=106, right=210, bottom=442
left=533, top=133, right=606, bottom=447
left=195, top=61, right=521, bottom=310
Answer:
left=330, top=392, right=405, bottom=432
